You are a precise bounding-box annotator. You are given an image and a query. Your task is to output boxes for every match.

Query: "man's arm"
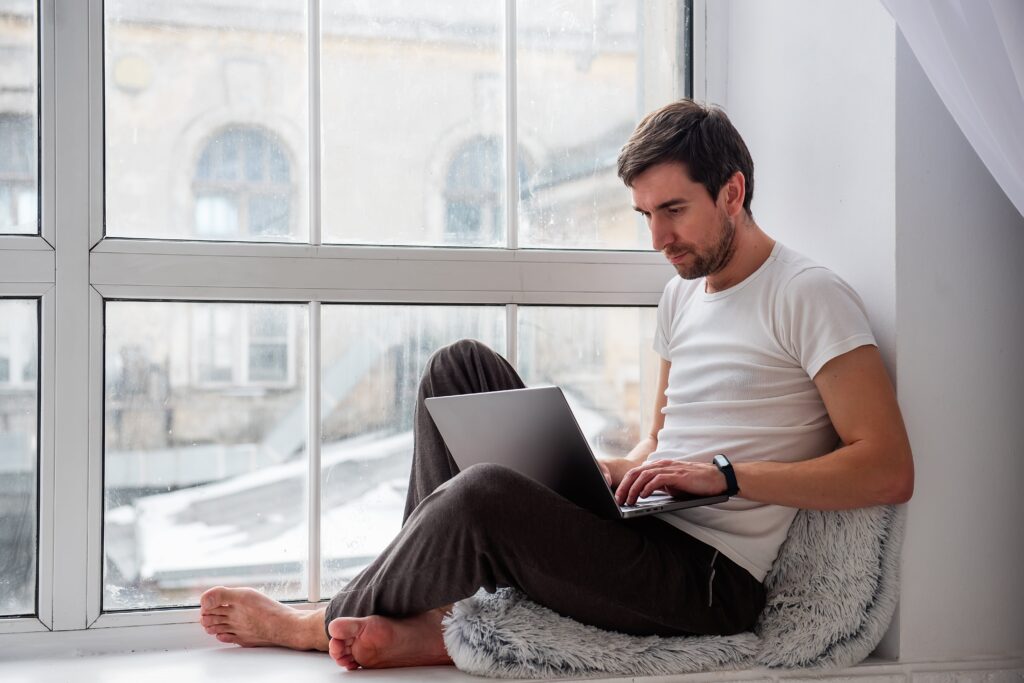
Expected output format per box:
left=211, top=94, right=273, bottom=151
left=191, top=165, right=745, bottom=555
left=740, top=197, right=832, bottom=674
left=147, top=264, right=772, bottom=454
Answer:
left=599, top=358, right=671, bottom=486
left=616, top=345, right=915, bottom=509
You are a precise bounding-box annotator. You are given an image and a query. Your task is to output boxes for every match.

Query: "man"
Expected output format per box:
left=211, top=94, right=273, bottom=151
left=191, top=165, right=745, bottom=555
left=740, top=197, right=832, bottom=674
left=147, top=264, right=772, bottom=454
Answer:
left=198, top=100, right=914, bottom=670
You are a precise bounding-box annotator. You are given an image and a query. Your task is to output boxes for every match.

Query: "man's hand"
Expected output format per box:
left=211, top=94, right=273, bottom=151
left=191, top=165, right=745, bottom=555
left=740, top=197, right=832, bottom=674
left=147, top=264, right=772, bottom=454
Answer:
left=595, top=457, right=640, bottom=488
left=614, top=459, right=728, bottom=506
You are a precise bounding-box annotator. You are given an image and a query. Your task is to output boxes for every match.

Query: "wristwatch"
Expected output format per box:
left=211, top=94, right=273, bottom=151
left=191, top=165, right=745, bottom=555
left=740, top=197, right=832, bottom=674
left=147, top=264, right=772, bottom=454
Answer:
left=713, top=454, right=740, bottom=496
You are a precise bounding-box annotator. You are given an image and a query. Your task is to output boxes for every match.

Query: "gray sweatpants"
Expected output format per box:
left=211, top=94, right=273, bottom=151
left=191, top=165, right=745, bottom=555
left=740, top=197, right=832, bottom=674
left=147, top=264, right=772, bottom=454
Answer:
left=324, top=339, right=765, bottom=636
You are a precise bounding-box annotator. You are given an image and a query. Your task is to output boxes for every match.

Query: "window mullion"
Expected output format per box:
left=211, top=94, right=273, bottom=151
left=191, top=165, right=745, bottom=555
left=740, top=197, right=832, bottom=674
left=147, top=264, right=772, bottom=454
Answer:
left=37, top=290, right=56, bottom=627
left=50, top=0, right=96, bottom=631
left=309, top=0, right=321, bottom=247
left=85, top=287, right=104, bottom=626
left=504, top=0, right=518, bottom=251
left=40, top=0, right=56, bottom=248
left=505, top=303, right=517, bottom=369
left=306, top=301, right=322, bottom=602
left=88, top=0, right=103, bottom=249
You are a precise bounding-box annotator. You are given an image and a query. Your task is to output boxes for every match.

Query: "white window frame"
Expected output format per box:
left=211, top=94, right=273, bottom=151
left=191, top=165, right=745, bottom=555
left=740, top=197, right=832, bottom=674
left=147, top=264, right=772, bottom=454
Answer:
left=0, top=0, right=711, bottom=642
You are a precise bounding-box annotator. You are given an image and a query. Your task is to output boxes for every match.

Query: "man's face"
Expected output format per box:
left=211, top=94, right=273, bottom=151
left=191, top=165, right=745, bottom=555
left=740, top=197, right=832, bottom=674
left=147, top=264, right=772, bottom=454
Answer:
left=630, top=162, right=737, bottom=280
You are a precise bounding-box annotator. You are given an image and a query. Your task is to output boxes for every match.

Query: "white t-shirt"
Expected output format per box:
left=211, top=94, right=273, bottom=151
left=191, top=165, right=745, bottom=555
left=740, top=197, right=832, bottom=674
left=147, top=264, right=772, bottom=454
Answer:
left=651, top=241, right=876, bottom=581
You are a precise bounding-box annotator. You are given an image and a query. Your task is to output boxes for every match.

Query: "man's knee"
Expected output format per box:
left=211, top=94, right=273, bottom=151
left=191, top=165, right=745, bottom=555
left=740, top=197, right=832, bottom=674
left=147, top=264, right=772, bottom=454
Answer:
left=424, top=338, right=496, bottom=377
left=445, top=338, right=493, bottom=356
left=440, top=463, right=532, bottom=522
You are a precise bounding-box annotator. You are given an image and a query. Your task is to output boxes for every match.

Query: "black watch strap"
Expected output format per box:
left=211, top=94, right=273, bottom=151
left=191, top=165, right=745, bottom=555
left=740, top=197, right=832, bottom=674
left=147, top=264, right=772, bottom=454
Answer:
left=713, top=453, right=740, bottom=496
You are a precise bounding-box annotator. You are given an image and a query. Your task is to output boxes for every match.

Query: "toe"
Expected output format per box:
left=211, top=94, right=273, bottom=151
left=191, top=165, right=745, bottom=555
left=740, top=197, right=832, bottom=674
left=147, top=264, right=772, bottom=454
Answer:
left=336, top=654, right=358, bottom=670
left=200, top=586, right=230, bottom=611
left=327, top=617, right=362, bottom=641
left=200, top=615, right=227, bottom=627
left=215, top=633, right=238, bottom=644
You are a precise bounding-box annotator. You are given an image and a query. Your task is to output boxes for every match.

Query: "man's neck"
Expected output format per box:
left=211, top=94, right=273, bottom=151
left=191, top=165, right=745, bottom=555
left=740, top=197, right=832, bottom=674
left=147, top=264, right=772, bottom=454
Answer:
left=704, top=221, right=775, bottom=294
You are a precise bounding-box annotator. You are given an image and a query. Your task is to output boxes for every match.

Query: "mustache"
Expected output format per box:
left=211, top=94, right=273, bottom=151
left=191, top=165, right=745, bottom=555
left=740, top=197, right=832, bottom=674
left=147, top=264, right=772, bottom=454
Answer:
left=663, top=246, right=693, bottom=258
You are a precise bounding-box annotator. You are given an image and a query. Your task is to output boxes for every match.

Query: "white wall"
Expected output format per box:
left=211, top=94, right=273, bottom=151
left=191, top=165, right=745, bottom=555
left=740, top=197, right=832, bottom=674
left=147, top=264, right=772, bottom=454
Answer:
left=717, top=0, right=1024, bottom=664
left=894, top=32, right=1024, bottom=661
left=718, top=0, right=897, bottom=374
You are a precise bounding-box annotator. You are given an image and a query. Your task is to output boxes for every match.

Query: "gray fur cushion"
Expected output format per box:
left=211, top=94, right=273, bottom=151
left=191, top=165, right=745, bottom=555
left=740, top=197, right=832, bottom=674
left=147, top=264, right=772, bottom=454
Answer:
left=442, top=505, right=904, bottom=679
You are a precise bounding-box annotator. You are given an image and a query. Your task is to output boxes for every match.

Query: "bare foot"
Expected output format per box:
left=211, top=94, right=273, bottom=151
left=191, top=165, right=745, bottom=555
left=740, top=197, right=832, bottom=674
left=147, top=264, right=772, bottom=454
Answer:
left=199, top=586, right=328, bottom=651
left=326, top=607, right=453, bottom=670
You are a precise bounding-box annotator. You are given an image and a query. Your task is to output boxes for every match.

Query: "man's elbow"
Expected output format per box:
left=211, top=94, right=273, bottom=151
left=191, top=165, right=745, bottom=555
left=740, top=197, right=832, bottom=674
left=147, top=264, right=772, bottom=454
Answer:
left=882, top=446, right=914, bottom=505
left=886, top=474, right=913, bottom=505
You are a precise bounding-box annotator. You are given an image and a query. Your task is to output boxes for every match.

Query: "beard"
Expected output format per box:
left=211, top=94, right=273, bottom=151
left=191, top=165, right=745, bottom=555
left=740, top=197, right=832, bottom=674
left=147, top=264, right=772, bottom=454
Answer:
left=664, top=212, right=737, bottom=280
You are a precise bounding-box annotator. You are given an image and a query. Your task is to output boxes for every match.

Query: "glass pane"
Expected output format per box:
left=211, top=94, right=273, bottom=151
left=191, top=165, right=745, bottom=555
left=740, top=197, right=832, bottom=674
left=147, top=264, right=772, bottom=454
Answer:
left=105, top=2, right=308, bottom=242
left=321, top=1, right=505, bottom=246
left=104, top=302, right=308, bottom=610
left=320, top=305, right=505, bottom=596
left=0, top=299, right=38, bottom=616
left=518, top=307, right=658, bottom=457
left=518, top=0, right=683, bottom=250
left=0, top=2, right=38, bottom=235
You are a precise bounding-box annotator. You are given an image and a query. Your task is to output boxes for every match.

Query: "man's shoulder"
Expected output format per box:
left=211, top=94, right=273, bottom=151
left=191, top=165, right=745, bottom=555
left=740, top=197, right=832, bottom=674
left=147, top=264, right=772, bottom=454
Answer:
left=770, top=244, right=852, bottom=296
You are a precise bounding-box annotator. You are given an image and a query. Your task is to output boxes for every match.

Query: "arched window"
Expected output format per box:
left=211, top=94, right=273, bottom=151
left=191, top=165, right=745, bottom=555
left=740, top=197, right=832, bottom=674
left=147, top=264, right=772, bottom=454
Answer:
left=193, top=126, right=292, bottom=239
left=0, top=114, right=37, bottom=233
left=443, top=136, right=527, bottom=246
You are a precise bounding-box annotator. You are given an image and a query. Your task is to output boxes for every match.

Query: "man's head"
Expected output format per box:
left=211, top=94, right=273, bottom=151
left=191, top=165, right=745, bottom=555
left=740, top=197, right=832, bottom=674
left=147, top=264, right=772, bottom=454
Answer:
left=617, top=100, right=754, bottom=214
left=618, top=100, right=754, bottom=280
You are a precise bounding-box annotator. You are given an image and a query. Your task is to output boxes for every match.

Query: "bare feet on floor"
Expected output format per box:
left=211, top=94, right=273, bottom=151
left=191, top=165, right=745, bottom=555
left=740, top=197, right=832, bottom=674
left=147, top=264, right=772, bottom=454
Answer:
left=327, top=607, right=453, bottom=670
left=199, top=586, right=329, bottom=652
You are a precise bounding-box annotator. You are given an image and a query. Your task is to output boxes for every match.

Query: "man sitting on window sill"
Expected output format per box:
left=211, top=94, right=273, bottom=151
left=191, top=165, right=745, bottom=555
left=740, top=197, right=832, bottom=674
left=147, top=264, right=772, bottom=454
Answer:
left=197, top=99, right=915, bottom=670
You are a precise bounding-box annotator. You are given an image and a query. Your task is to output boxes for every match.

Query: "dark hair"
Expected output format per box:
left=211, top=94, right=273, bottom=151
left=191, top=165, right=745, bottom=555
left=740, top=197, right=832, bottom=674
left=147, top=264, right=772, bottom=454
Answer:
left=617, top=100, right=755, bottom=215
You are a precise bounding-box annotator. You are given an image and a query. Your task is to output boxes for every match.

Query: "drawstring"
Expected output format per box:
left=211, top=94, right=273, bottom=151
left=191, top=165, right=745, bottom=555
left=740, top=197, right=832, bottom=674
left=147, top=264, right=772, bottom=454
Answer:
left=707, top=550, right=719, bottom=607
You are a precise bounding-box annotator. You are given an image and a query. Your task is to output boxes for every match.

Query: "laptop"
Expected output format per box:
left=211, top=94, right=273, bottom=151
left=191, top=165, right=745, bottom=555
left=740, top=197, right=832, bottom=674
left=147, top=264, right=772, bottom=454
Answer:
left=424, top=386, right=729, bottom=520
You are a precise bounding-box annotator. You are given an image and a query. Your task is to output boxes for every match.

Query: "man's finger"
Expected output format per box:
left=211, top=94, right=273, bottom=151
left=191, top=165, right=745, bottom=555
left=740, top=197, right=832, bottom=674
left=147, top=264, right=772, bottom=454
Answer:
left=641, top=473, right=683, bottom=499
left=626, top=469, right=661, bottom=505
left=617, top=462, right=671, bottom=503
left=615, top=467, right=639, bottom=503
left=617, top=465, right=652, bottom=502
left=628, top=465, right=691, bottom=503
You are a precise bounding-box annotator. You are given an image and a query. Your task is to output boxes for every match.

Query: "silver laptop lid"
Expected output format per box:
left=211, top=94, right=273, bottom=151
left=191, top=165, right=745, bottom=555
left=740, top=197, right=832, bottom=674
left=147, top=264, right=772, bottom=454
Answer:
left=425, top=386, right=730, bottom=520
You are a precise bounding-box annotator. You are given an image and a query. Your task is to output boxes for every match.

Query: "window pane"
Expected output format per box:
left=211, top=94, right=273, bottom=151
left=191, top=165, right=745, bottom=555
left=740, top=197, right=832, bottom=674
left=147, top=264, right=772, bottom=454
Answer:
left=518, top=0, right=682, bottom=250
left=518, top=306, right=658, bottom=457
left=319, top=305, right=505, bottom=595
left=321, top=2, right=504, bottom=246
left=0, top=299, right=38, bottom=616
left=0, top=2, right=38, bottom=235
left=105, top=3, right=308, bottom=242
left=104, top=301, right=308, bottom=610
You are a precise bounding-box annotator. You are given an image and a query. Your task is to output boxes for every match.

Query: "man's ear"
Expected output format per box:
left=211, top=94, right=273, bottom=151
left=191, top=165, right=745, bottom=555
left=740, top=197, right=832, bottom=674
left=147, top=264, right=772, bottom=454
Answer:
left=719, top=171, right=746, bottom=218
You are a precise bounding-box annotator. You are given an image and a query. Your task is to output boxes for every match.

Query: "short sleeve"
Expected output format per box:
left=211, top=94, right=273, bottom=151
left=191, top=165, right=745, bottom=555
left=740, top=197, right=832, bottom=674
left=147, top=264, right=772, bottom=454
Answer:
left=653, top=279, right=676, bottom=360
left=778, top=267, right=877, bottom=379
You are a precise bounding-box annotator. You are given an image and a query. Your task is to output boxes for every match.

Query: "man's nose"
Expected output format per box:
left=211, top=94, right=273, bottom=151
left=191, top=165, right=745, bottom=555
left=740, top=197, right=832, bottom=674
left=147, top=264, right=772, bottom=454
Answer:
left=649, top=216, right=673, bottom=251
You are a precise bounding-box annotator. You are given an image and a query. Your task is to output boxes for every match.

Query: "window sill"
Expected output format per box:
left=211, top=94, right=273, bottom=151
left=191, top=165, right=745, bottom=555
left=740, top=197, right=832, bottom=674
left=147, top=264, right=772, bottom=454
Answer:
left=0, top=623, right=1021, bottom=683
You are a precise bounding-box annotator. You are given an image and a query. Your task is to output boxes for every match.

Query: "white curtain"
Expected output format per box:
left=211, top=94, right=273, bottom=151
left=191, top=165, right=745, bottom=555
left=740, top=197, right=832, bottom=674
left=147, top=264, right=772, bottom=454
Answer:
left=882, top=0, right=1024, bottom=218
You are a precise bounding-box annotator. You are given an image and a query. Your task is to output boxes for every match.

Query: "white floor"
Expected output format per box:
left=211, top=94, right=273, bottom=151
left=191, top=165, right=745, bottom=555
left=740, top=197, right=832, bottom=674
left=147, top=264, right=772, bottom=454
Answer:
left=1, top=645, right=1023, bottom=683
left=0, top=646, right=487, bottom=683
left=1, top=637, right=1021, bottom=683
